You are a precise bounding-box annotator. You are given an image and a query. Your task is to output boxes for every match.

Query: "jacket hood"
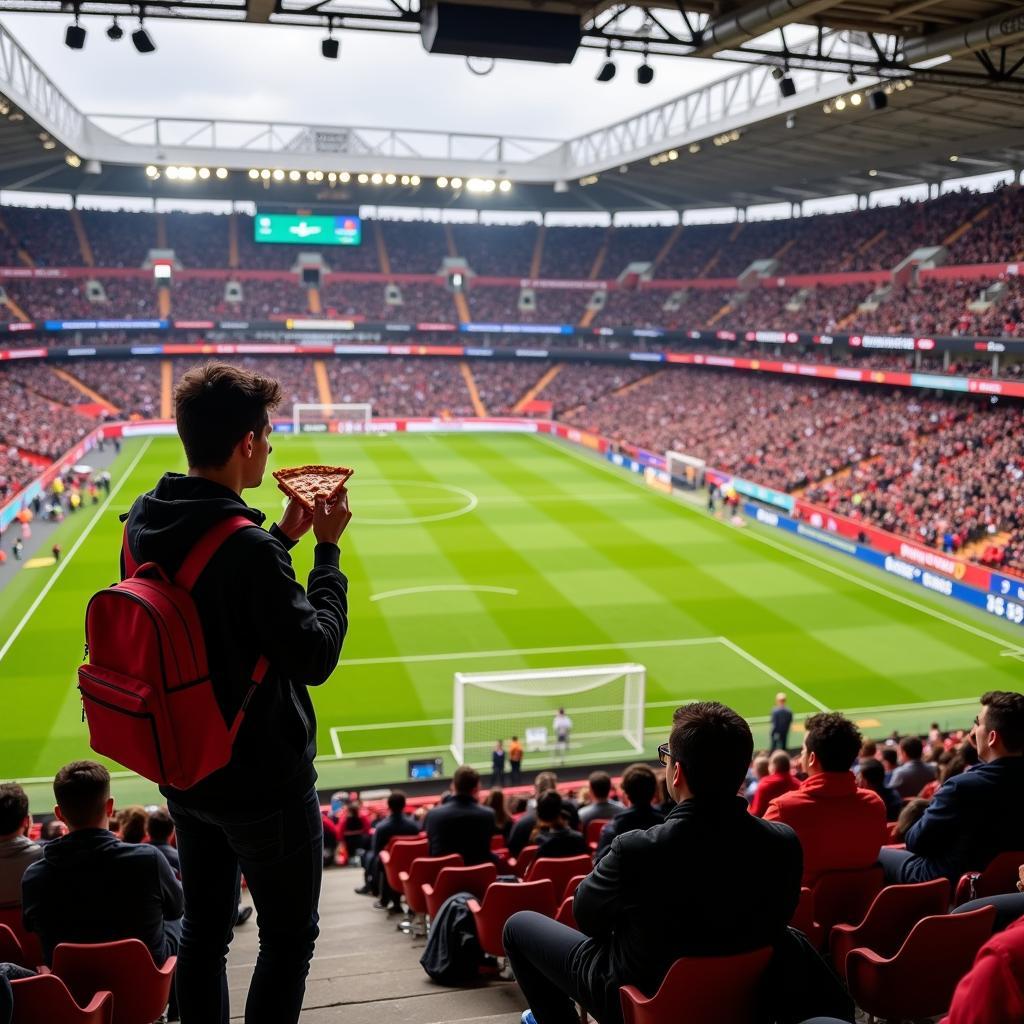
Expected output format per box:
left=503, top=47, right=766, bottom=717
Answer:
left=42, top=829, right=120, bottom=868
left=124, top=473, right=264, bottom=568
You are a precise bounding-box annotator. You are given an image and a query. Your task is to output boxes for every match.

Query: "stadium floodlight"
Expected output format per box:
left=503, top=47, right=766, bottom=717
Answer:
left=411, top=175, right=421, bottom=186
left=248, top=168, right=259, bottom=179
left=597, top=44, right=616, bottom=82
left=450, top=176, right=463, bottom=189
left=165, top=166, right=179, bottom=180
left=65, top=14, right=86, bottom=50
left=215, top=167, right=228, bottom=179
left=65, top=153, right=82, bottom=168
left=357, top=172, right=369, bottom=183
left=198, top=167, right=210, bottom=179
left=290, top=170, right=302, bottom=182
left=272, top=169, right=285, bottom=181
left=437, top=176, right=449, bottom=188
left=132, top=20, right=156, bottom=53
left=145, top=164, right=159, bottom=178
left=339, top=171, right=351, bottom=182
left=106, top=17, right=123, bottom=40
left=850, top=92, right=863, bottom=106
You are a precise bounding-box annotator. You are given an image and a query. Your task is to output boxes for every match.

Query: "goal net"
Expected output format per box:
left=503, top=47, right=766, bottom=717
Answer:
left=667, top=450, right=706, bottom=490
left=292, top=403, right=372, bottom=435
left=451, top=663, right=646, bottom=766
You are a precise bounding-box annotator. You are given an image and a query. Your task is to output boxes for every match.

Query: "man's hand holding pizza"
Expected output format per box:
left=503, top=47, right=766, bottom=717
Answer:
left=278, top=496, right=315, bottom=542
left=313, top=489, right=352, bottom=546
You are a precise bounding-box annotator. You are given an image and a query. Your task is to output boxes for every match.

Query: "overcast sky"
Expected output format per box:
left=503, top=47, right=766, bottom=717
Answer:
left=3, top=13, right=733, bottom=137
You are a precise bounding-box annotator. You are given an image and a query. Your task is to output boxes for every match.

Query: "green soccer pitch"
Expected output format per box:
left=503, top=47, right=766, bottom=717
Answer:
left=2, top=430, right=1022, bottom=807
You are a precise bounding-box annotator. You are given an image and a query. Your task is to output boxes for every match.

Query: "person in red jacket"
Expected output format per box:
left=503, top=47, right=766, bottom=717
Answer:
left=750, top=751, right=801, bottom=817
left=942, top=913, right=1024, bottom=1024
left=764, top=712, right=888, bottom=885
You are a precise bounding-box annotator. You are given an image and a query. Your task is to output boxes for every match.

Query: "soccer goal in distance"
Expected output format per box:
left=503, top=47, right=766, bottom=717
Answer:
left=450, top=663, right=647, bottom=765
left=292, top=403, right=372, bottom=435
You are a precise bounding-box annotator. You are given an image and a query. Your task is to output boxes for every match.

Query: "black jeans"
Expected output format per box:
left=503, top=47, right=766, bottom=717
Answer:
left=504, top=911, right=613, bottom=1024
left=953, top=892, right=1024, bottom=931
left=169, top=787, right=323, bottom=1024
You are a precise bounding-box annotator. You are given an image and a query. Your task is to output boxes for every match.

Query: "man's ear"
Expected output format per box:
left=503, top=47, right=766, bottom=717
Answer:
left=243, top=430, right=256, bottom=459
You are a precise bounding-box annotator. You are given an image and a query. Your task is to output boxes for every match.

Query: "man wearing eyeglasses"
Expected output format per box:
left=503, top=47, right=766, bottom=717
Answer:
left=879, top=690, right=1024, bottom=885
left=503, top=701, right=802, bottom=1024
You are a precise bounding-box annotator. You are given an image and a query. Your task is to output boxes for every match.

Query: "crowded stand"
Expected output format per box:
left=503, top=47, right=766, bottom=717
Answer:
left=603, top=225, right=673, bottom=275
left=451, top=222, right=538, bottom=276
left=533, top=361, right=652, bottom=414
left=471, top=360, right=550, bottom=414
left=654, top=222, right=733, bottom=278
left=466, top=285, right=593, bottom=324
left=169, top=277, right=312, bottom=319
left=78, top=209, right=156, bottom=268
left=0, top=370, right=90, bottom=458
left=65, top=359, right=163, bottom=418
left=948, top=184, right=1024, bottom=266
left=539, top=226, right=605, bottom=280
left=164, top=211, right=230, bottom=268
left=0, top=445, right=34, bottom=500
left=1, top=206, right=81, bottom=266
left=0, top=362, right=94, bottom=409
left=325, top=357, right=474, bottom=417
left=379, top=220, right=448, bottom=274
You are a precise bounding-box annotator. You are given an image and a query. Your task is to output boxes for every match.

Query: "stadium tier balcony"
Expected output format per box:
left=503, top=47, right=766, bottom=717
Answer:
left=164, top=212, right=231, bottom=268
left=849, top=279, right=989, bottom=336
left=539, top=226, right=606, bottom=280
left=379, top=221, right=448, bottom=274
left=325, top=357, right=474, bottom=418
left=235, top=215, right=380, bottom=272
left=451, top=222, right=537, bottom=276
left=2, top=207, right=81, bottom=266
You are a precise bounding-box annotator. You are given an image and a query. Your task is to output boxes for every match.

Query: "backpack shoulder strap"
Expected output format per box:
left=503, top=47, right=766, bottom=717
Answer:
left=122, top=525, right=140, bottom=577
left=176, top=515, right=259, bottom=592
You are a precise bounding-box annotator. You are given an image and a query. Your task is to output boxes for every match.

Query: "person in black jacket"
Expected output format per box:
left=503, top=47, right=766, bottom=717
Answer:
left=532, top=791, right=589, bottom=860
left=424, top=766, right=496, bottom=866
left=508, top=772, right=580, bottom=856
left=593, top=763, right=664, bottom=862
left=879, top=690, right=1024, bottom=884
left=358, top=791, right=420, bottom=905
left=122, top=362, right=350, bottom=1024
left=504, top=702, right=802, bottom=1024
left=22, top=762, right=183, bottom=966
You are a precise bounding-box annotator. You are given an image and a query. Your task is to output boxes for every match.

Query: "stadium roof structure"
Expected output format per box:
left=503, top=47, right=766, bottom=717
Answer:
left=0, top=5, right=1023, bottom=212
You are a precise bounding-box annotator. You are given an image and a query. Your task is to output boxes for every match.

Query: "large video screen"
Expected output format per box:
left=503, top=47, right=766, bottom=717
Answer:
left=254, top=213, right=362, bottom=246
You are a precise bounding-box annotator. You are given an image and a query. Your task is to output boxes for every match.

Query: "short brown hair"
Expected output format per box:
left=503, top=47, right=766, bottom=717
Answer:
left=147, top=807, right=175, bottom=845
left=54, top=761, right=110, bottom=828
left=621, top=763, right=657, bottom=806
left=805, top=712, right=861, bottom=772
left=534, top=771, right=557, bottom=798
left=669, top=702, right=753, bottom=801
left=981, top=691, right=1024, bottom=753
left=174, top=362, right=282, bottom=468
left=588, top=770, right=612, bottom=800
left=0, top=783, right=29, bottom=835
left=119, top=805, right=147, bottom=844
left=453, top=765, right=480, bottom=796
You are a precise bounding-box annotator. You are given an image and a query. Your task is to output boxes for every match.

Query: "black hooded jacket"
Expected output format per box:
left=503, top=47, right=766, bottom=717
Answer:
left=121, top=473, right=348, bottom=812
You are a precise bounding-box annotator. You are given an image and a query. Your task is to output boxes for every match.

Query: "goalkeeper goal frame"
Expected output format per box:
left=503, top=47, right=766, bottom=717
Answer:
left=450, top=662, right=646, bottom=765
left=292, top=403, right=373, bottom=434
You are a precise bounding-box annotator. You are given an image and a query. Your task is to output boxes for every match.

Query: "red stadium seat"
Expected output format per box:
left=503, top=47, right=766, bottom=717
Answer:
left=10, top=974, right=113, bottom=1024
left=467, top=880, right=557, bottom=958
left=380, top=837, right=429, bottom=897
left=810, top=865, right=884, bottom=944
left=563, top=874, right=587, bottom=902
left=954, top=850, right=1024, bottom=906
left=510, top=844, right=538, bottom=879
left=525, top=855, right=593, bottom=899
left=399, top=854, right=462, bottom=916
left=846, top=906, right=997, bottom=1021
left=0, top=907, right=44, bottom=969
left=423, top=863, right=497, bottom=919
left=52, top=939, right=176, bottom=1024
left=555, top=895, right=577, bottom=929
left=0, top=922, right=24, bottom=966
left=585, top=818, right=610, bottom=851
left=829, top=878, right=951, bottom=979
left=619, top=947, right=773, bottom=1024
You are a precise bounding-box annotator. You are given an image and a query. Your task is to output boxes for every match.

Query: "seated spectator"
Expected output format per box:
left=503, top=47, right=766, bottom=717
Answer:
left=0, top=784, right=42, bottom=908
left=145, top=807, right=179, bottom=874
left=341, top=799, right=371, bottom=863
left=509, top=772, right=579, bottom=856
left=578, top=771, right=623, bottom=827
left=117, top=805, right=148, bottom=844
left=750, top=751, right=801, bottom=818
left=531, top=791, right=588, bottom=860
left=894, top=797, right=930, bottom=842
left=595, top=763, right=665, bottom=862
left=880, top=691, right=1024, bottom=884
left=941, top=913, right=1024, bottom=1024
left=21, top=761, right=182, bottom=966
left=857, top=758, right=903, bottom=822
left=484, top=789, right=513, bottom=843
left=889, top=736, right=938, bottom=798
left=503, top=702, right=802, bottom=1024
left=880, top=747, right=899, bottom=785
left=36, top=820, right=66, bottom=844
left=764, top=712, right=888, bottom=885
left=359, top=790, right=420, bottom=906
left=745, top=755, right=771, bottom=803
left=424, top=766, right=496, bottom=866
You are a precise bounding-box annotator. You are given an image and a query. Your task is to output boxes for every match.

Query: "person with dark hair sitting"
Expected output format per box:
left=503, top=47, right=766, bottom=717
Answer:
left=880, top=691, right=1024, bottom=884
left=21, top=762, right=183, bottom=966
left=424, top=766, right=496, bottom=866
left=880, top=747, right=899, bottom=785
left=357, top=791, right=420, bottom=904
left=889, top=736, right=937, bottom=798
left=508, top=772, right=579, bottom=857
left=531, top=791, right=588, bottom=859
left=0, top=784, right=41, bottom=910
left=857, top=758, right=903, bottom=821
left=749, top=751, right=800, bottom=818
left=764, top=712, right=888, bottom=885
left=578, top=771, right=622, bottom=827
left=594, top=763, right=664, bottom=862
left=504, top=702, right=802, bottom=1024
left=146, top=807, right=180, bottom=874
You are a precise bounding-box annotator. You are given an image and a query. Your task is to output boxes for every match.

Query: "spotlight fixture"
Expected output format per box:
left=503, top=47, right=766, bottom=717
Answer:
left=779, top=75, right=796, bottom=98
left=411, top=175, right=421, bottom=186
left=850, top=92, right=863, bottom=106
left=322, top=18, right=339, bottom=59
left=198, top=167, right=210, bottom=179
left=272, top=168, right=285, bottom=181
left=215, top=167, right=228, bottom=179
left=771, top=66, right=784, bottom=81
left=868, top=90, right=888, bottom=111
left=847, top=69, right=857, bottom=85
left=65, top=153, right=82, bottom=168
left=339, top=171, right=351, bottom=183
left=834, top=97, right=846, bottom=111
left=65, top=13, right=86, bottom=50
left=637, top=46, right=654, bottom=85
left=688, top=143, right=700, bottom=154
left=357, top=172, right=369, bottom=184
left=132, top=16, right=156, bottom=53
left=291, top=170, right=303, bottom=181
left=450, top=176, right=463, bottom=189
left=596, top=44, right=616, bottom=83
left=106, top=17, right=123, bottom=40
left=248, top=169, right=259, bottom=179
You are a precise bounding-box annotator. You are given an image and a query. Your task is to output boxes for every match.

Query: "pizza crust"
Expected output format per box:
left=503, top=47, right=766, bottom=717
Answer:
left=273, top=464, right=354, bottom=513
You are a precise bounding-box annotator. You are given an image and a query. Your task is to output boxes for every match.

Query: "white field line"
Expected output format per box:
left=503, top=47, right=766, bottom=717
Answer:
left=535, top=434, right=1024, bottom=658
left=718, top=636, right=830, bottom=712
left=0, top=438, right=153, bottom=669
left=371, top=585, right=519, bottom=602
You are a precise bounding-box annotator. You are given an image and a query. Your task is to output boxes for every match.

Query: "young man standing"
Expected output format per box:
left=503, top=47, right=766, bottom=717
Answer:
left=508, top=736, right=524, bottom=785
left=121, top=362, right=351, bottom=1024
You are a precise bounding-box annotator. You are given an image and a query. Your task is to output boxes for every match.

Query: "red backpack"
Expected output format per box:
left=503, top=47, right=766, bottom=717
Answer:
left=78, top=515, right=269, bottom=790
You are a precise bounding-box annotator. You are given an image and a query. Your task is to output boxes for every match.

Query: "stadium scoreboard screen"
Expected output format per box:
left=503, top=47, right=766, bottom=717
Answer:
left=254, top=213, right=362, bottom=246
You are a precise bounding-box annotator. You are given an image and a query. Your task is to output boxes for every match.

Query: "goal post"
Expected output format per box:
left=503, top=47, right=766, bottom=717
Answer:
left=667, top=450, right=706, bottom=490
left=450, top=663, right=647, bottom=765
left=292, top=403, right=372, bottom=434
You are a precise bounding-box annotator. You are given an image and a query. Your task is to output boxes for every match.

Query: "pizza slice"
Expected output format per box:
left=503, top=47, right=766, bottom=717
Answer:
left=273, top=464, right=354, bottom=513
